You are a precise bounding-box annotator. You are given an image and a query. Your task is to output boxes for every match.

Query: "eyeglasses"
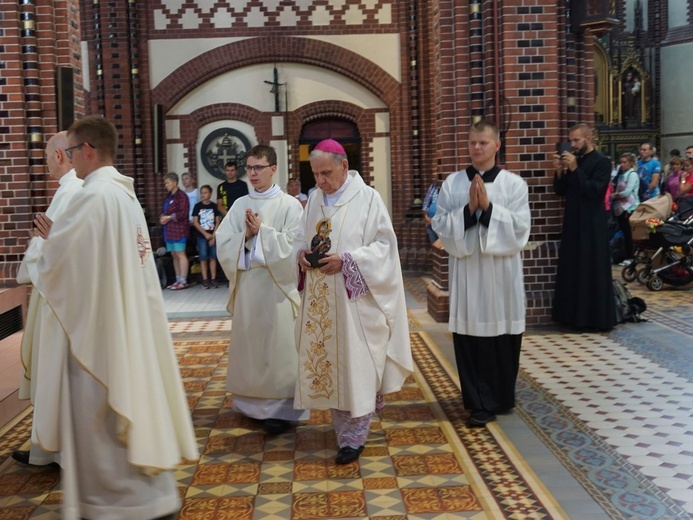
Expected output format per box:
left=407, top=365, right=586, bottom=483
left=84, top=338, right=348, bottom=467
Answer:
left=246, top=164, right=273, bottom=173
left=64, top=142, right=93, bottom=159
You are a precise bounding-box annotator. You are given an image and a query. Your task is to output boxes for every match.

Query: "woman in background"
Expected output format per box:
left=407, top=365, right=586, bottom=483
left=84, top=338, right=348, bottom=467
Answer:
left=611, top=152, right=640, bottom=263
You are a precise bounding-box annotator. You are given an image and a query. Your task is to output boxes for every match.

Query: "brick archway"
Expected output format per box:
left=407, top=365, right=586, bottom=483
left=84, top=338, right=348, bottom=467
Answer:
left=151, top=36, right=400, bottom=111
left=289, top=100, right=372, bottom=184
left=293, top=101, right=366, bottom=127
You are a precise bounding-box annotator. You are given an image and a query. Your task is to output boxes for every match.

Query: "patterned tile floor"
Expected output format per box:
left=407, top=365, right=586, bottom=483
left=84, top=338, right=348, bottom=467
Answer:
left=0, top=269, right=692, bottom=519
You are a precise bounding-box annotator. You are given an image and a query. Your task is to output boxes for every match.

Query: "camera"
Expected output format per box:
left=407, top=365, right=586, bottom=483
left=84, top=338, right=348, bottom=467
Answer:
left=556, top=142, right=572, bottom=154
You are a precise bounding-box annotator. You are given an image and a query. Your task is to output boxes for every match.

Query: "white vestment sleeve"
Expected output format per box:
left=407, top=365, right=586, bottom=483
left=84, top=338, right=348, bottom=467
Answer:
left=292, top=197, right=311, bottom=283
left=17, top=175, right=82, bottom=286
left=432, top=172, right=477, bottom=258
left=341, top=190, right=414, bottom=389
left=249, top=235, right=267, bottom=266
left=216, top=201, right=249, bottom=316
left=479, top=175, right=531, bottom=256
left=256, top=198, right=303, bottom=314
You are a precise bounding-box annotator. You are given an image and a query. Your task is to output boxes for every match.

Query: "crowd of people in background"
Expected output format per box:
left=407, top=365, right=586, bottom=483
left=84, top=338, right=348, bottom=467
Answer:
left=660, top=146, right=693, bottom=215
left=609, top=143, right=693, bottom=265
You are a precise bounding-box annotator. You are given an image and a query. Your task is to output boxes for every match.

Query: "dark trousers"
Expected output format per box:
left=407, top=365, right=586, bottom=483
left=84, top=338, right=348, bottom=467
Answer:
left=616, top=210, right=634, bottom=259
left=452, top=333, right=522, bottom=413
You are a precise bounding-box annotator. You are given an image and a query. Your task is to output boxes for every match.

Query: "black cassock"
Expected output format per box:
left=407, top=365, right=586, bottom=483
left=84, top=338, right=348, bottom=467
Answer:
left=552, top=149, right=617, bottom=330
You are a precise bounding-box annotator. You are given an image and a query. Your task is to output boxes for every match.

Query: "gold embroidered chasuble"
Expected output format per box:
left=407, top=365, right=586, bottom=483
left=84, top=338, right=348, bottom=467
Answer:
left=294, top=171, right=413, bottom=418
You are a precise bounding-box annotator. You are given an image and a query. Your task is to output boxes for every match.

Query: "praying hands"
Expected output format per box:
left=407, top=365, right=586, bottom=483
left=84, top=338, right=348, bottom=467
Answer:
left=245, top=209, right=261, bottom=238
left=468, top=174, right=489, bottom=214
left=33, top=213, right=53, bottom=240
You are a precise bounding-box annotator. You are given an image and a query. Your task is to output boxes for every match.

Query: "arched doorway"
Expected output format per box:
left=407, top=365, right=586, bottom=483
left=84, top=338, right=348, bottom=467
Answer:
left=298, top=119, right=361, bottom=194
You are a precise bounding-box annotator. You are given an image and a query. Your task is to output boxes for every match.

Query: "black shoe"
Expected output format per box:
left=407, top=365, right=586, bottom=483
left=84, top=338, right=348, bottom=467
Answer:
left=467, top=411, right=497, bottom=428
left=335, top=445, right=364, bottom=465
left=263, top=418, right=291, bottom=435
left=11, top=450, right=30, bottom=465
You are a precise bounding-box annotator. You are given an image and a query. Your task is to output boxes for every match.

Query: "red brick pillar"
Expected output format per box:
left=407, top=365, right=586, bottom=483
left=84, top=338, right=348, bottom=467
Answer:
left=427, top=247, right=449, bottom=322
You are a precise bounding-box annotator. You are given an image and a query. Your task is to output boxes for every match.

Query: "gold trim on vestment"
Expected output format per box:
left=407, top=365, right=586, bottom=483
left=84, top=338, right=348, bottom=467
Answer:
left=258, top=227, right=299, bottom=315
left=302, top=270, right=335, bottom=399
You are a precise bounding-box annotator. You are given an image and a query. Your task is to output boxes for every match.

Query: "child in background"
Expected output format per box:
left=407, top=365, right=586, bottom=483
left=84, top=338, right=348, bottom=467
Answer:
left=192, top=185, right=222, bottom=288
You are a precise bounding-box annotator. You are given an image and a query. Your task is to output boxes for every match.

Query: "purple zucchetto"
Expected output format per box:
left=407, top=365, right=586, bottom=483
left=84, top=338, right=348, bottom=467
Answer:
left=313, top=139, right=346, bottom=156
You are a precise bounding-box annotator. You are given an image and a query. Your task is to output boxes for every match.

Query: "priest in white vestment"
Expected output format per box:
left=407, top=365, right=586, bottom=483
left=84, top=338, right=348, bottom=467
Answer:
left=15, top=131, right=83, bottom=468
left=294, top=139, right=413, bottom=465
left=35, top=116, right=198, bottom=520
left=432, top=121, right=530, bottom=427
left=216, top=144, right=309, bottom=435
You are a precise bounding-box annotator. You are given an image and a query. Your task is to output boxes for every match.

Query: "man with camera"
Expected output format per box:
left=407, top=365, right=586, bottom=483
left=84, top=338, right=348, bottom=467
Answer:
left=552, top=123, right=616, bottom=331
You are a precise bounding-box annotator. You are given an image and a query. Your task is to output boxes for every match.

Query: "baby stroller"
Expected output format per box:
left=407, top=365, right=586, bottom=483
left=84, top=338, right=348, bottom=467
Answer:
left=622, top=194, right=672, bottom=283
left=624, top=204, right=693, bottom=291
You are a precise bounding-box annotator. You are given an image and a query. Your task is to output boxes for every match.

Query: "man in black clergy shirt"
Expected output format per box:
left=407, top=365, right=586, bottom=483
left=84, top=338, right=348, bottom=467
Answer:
left=552, top=123, right=617, bottom=331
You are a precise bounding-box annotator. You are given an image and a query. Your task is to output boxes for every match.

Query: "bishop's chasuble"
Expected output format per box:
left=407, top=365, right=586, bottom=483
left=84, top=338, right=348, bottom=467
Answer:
left=216, top=187, right=309, bottom=421
left=294, top=171, right=413, bottom=418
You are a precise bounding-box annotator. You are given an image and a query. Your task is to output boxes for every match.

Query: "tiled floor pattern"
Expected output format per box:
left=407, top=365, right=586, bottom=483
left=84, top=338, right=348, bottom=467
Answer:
left=513, top=270, right=693, bottom=518
left=0, top=331, right=566, bottom=519
left=168, top=318, right=232, bottom=336
left=518, top=336, right=691, bottom=518
left=2, top=271, right=692, bottom=519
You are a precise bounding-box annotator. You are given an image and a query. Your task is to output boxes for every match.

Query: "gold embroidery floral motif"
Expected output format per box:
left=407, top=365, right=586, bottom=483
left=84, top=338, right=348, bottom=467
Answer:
left=136, top=225, right=151, bottom=266
left=303, top=270, right=334, bottom=399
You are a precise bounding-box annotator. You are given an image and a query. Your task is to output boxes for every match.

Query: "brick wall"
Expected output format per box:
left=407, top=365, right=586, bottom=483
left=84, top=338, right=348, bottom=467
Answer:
left=424, top=1, right=599, bottom=325
left=1, top=0, right=608, bottom=326
left=79, top=1, right=152, bottom=215
left=0, top=0, right=83, bottom=284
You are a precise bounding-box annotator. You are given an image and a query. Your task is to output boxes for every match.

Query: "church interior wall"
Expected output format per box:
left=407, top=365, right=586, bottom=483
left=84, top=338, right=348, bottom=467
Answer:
left=0, top=0, right=84, bottom=283
left=163, top=61, right=392, bottom=202
left=148, top=37, right=249, bottom=88
left=370, top=137, right=393, bottom=215
left=269, top=139, right=290, bottom=190
left=300, top=35, right=402, bottom=82
left=166, top=143, right=187, bottom=183
left=659, top=43, right=693, bottom=150
left=169, top=63, right=388, bottom=116
left=667, top=0, right=687, bottom=29
left=9, top=1, right=682, bottom=328
left=193, top=120, right=258, bottom=193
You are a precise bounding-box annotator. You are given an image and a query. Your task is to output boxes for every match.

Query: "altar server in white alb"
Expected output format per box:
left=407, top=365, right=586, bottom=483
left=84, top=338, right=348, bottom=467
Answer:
left=15, top=131, right=83, bottom=468
left=295, top=139, right=413, bottom=465
left=36, top=115, right=198, bottom=520
left=216, top=144, right=309, bottom=435
left=432, top=120, right=530, bottom=428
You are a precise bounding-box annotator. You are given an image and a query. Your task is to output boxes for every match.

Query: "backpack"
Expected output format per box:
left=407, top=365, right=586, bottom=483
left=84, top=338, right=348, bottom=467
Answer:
left=613, top=280, right=647, bottom=323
